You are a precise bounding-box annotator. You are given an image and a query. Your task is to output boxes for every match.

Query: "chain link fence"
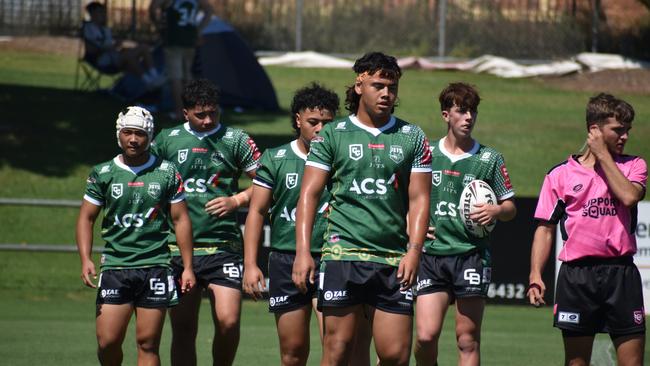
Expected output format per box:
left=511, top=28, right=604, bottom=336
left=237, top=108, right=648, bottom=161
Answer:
left=0, top=0, right=648, bottom=60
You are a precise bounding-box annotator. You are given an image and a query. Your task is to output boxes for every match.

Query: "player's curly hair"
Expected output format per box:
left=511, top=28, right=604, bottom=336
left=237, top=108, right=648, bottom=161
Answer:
left=345, top=52, right=402, bottom=114
left=182, top=78, right=221, bottom=109
left=438, top=82, right=481, bottom=113
left=290, top=82, right=340, bottom=135
left=586, top=93, right=634, bottom=129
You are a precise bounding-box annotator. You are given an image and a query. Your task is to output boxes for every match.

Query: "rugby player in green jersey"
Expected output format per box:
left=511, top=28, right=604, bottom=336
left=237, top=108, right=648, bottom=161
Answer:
left=151, top=79, right=260, bottom=366
left=76, top=106, right=196, bottom=366
left=414, top=83, right=516, bottom=366
left=293, top=52, right=432, bottom=365
left=243, top=83, right=371, bottom=365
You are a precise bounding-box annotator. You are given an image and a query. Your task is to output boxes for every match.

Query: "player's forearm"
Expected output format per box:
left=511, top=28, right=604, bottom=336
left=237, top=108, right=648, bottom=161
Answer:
left=233, top=187, right=253, bottom=208
left=529, top=224, right=554, bottom=280
left=75, top=220, right=94, bottom=262
left=407, top=173, right=431, bottom=245
left=171, top=205, right=194, bottom=270
left=597, top=155, right=644, bottom=207
left=243, top=211, right=264, bottom=267
left=295, top=193, right=319, bottom=257
left=497, top=199, right=517, bottom=222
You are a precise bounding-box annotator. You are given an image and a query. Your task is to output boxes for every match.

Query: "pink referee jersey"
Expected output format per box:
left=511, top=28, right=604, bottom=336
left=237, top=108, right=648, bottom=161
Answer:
left=535, top=155, right=647, bottom=262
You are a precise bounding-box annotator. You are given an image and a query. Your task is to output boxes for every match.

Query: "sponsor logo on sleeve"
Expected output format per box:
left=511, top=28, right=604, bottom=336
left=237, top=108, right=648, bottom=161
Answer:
left=480, top=152, right=492, bottom=162
left=99, top=165, right=110, bottom=174
left=111, top=183, right=123, bottom=199
left=224, top=131, right=234, bottom=138
left=275, top=149, right=286, bottom=158
left=500, top=165, right=513, bottom=190
left=168, top=129, right=180, bottom=136
left=178, top=149, right=189, bottom=164
left=335, top=122, right=346, bottom=130
left=285, top=173, right=298, bottom=189
left=401, top=125, right=412, bottom=134
left=349, top=144, right=363, bottom=161
left=160, top=162, right=170, bottom=171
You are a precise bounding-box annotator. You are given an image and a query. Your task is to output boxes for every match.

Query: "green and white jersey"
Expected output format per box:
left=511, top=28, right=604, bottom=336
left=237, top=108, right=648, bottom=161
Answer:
left=425, top=137, right=515, bottom=258
left=83, top=155, right=185, bottom=270
left=306, top=115, right=432, bottom=266
left=253, top=140, right=330, bottom=253
left=152, top=122, right=260, bottom=256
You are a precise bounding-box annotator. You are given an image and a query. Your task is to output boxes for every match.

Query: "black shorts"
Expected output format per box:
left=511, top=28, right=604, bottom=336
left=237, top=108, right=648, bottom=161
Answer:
left=268, top=251, right=320, bottom=313
left=317, top=260, right=413, bottom=315
left=416, top=251, right=491, bottom=299
left=554, top=256, right=645, bottom=335
left=96, top=267, right=177, bottom=308
left=171, top=252, right=243, bottom=291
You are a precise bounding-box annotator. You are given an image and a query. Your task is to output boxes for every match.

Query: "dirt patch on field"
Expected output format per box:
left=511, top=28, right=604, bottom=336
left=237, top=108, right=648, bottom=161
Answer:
left=541, top=69, right=650, bottom=95
left=0, top=36, right=79, bottom=57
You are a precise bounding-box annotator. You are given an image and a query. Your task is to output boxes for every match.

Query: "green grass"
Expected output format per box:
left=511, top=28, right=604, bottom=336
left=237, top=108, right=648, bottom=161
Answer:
left=0, top=250, right=647, bottom=365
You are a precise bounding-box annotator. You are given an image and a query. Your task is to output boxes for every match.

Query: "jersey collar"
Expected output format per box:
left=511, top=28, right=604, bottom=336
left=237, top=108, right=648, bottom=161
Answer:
left=290, top=140, right=308, bottom=161
left=437, top=136, right=480, bottom=163
left=349, top=115, right=396, bottom=137
left=183, top=122, right=222, bottom=140
left=113, top=154, right=156, bottom=174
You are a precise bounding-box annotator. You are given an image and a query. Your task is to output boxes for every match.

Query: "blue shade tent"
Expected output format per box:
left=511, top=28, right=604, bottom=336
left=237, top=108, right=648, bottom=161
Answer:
left=194, top=17, right=280, bottom=111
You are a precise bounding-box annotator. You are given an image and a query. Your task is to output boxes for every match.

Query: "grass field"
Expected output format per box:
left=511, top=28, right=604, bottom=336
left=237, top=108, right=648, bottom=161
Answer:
left=0, top=48, right=649, bottom=364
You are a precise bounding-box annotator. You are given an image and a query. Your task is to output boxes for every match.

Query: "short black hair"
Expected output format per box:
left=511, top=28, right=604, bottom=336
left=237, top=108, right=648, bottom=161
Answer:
left=345, top=52, right=402, bottom=114
left=85, top=1, right=105, bottom=14
left=586, top=93, right=634, bottom=129
left=182, top=78, right=220, bottom=109
left=290, top=82, right=339, bottom=134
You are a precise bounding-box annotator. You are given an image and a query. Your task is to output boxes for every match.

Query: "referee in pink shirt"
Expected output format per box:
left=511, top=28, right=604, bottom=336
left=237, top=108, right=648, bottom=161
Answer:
left=528, top=93, right=646, bottom=366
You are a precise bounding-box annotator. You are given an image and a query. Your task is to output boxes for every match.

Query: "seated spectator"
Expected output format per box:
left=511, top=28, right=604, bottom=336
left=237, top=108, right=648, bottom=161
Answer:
left=83, top=2, right=165, bottom=89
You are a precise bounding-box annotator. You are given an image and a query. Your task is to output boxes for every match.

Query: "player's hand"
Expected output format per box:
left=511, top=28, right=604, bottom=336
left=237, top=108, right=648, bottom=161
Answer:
left=397, top=249, right=420, bottom=291
left=426, top=225, right=436, bottom=240
left=292, top=253, right=315, bottom=294
left=180, top=269, right=196, bottom=294
left=80, top=259, right=97, bottom=288
left=527, top=279, right=546, bottom=307
left=586, top=125, right=609, bottom=161
left=470, top=203, right=500, bottom=226
left=205, top=196, right=238, bottom=217
left=243, top=265, right=266, bottom=301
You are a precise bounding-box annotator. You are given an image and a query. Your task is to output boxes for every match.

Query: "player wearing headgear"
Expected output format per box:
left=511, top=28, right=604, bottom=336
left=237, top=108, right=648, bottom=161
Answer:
left=151, top=78, right=260, bottom=366
left=292, top=52, right=432, bottom=365
left=528, top=93, right=646, bottom=366
left=76, top=106, right=195, bottom=366
left=414, top=83, right=516, bottom=366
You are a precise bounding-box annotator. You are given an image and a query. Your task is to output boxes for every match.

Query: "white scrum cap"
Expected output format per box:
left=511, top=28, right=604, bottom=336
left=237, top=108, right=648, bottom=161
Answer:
left=115, top=106, right=154, bottom=148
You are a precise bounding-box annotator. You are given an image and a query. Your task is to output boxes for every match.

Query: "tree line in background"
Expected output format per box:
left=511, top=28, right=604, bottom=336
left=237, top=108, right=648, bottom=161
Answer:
left=0, top=0, right=649, bottom=60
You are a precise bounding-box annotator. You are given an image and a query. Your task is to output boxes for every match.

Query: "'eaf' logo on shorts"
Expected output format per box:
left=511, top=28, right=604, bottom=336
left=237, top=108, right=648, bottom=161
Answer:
left=558, top=311, right=580, bottom=324
left=178, top=149, right=189, bottom=164
left=285, top=173, right=298, bottom=189
left=111, top=183, right=123, bottom=199
left=349, top=144, right=363, bottom=161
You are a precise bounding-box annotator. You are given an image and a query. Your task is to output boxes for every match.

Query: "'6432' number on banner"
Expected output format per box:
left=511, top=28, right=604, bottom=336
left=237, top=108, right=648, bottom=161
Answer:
left=487, top=283, right=525, bottom=299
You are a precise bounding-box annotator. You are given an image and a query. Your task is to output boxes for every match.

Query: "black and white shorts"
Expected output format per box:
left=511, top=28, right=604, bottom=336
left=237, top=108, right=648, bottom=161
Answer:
left=416, top=251, right=491, bottom=299
left=96, top=267, right=177, bottom=308
left=554, top=256, right=645, bottom=336
left=318, top=260, right=413, bottom=315
left=268, top=251, right=320, bottom=313
left=171, top=251, right=243, bottom=291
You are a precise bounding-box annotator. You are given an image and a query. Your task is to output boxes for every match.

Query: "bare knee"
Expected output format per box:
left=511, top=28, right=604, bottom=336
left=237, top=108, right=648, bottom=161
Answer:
left=280, top=348, right=309, bottom=366
left=457, top=332, right=480, bottom=354
left=216, top=314, right=240, bottom=335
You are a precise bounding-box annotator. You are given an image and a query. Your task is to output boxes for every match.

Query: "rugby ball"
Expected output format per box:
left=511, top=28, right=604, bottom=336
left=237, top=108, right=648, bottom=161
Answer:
left=459, top=179, right=497, bottom=238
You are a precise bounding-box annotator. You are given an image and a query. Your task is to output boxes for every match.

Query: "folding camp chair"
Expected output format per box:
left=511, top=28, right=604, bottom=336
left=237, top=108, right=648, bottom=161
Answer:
left=74, top=21, right=120, bottom=92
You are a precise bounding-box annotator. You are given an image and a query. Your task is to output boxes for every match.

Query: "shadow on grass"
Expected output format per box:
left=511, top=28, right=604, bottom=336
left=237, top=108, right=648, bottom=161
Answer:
left=0, top=83, right=291, bottom=177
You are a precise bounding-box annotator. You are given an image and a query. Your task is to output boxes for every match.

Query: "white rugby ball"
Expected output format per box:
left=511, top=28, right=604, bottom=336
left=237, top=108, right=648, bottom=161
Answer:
left=459, top=179, right=497, bottom=238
